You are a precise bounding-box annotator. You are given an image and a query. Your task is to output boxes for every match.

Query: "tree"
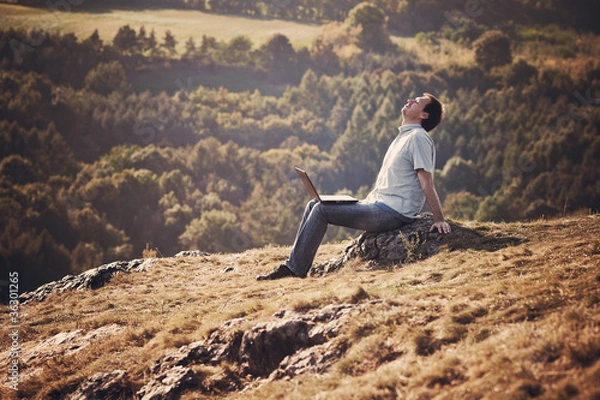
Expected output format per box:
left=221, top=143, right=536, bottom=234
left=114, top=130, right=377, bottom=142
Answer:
left=179, top=209, right=242, bottom=253
left=256, top=34, right=298, bottom=83
left=183, top=36, right=197, bottom=60
left=473, top=30, right=512, bottom=70
left=84, top=61, right=131, bottom=96
left=83, top=29, right=103, bottom=52
left=345, top=2, right=392, bottom=52
left=112, top=25, right=138, bottom=54
left=0, top=155, right=37, bottom=184
left=443, top=191, right=482, bottom=221
left=147, top=29, right=158, bottom=55
left=219, top=35, right=252, bottom=66
left=332, top=104, right=379, bottom=190
left=310, top=38, right=341, bottom=76
left=502, top=59, right=538, bottom=87
left=162, top=30, right=178, bottom=57
left=439, top=156, right=481, bottom=194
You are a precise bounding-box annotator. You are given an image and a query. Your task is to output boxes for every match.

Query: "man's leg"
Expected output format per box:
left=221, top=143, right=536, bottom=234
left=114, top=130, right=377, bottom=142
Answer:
left=258, top=201, right=405, bottom=280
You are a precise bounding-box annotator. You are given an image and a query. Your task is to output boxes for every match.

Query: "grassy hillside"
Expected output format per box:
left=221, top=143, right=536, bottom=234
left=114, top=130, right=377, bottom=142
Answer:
left=2, top=214, right=599, bottom=399
left=0, top=4, right=323, bottom=50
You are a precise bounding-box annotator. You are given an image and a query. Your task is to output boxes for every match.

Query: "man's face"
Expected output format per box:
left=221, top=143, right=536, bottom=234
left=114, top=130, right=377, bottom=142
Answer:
left=401, top=96, right=431, bottom=121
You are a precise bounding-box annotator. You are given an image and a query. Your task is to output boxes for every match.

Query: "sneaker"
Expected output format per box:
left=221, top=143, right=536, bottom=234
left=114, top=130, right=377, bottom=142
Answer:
left=256, top=264, right=296, bottom=281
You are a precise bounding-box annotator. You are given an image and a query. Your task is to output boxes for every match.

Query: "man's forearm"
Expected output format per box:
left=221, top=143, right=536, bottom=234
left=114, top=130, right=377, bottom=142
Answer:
left=417, top=169, right=445, bottom=222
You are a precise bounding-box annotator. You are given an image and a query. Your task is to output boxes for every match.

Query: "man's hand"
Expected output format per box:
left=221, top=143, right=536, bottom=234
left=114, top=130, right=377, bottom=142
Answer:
left=430, top=221, right=451, bottom=234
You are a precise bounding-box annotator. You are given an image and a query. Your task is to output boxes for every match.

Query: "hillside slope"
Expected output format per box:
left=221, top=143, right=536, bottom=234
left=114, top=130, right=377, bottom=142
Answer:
left=2, top=214, right=600, bottom=399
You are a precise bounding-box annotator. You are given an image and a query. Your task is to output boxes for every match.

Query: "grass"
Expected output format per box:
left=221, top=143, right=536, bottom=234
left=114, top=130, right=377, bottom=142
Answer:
left=1, top=215, right=599, bottom=399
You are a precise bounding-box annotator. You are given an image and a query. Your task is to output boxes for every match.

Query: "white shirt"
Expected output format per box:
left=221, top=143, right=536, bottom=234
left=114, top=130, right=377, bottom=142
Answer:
left=364, top=124, right=435, bottom=219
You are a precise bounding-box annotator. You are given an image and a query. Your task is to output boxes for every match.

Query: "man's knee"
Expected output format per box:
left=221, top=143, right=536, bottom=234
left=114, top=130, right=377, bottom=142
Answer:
left=305, top=199, right=318, bottom=212
left=311, top=201, right=327, bottom=219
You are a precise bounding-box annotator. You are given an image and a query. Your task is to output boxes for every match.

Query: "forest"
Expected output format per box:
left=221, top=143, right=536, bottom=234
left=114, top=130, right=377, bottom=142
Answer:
left=1, top=0, right=599, bottom=292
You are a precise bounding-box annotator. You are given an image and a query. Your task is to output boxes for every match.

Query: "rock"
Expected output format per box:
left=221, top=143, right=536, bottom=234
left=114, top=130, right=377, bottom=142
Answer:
left=174, top=250, right=210, bottom=257
left=137, top=366, right=197, bottom=400
left=140, top=303, right=370, bottom=397
left=240, top=304, right=363, bottom=376
left=269, top=341, right=346, bottom=381
left=310, top=214, right=446, bottom=276
left=68, top=370, right=131, bottom=400
left=20, top=324, right=125, bottom=365
left=240, top=315, right=313, bottom=376
left=19, top=258, right=158, bottom=303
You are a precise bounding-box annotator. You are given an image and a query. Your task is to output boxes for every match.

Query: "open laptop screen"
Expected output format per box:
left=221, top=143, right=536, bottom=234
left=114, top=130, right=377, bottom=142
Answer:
left=294, top=167, right=358, bottom=204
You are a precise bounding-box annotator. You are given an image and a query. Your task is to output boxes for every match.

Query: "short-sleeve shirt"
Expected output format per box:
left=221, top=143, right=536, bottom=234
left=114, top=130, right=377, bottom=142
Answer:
left=364, top=124, right=435, bottom=219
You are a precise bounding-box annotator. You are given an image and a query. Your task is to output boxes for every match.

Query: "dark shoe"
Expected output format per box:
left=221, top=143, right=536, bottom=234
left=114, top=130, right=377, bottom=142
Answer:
left=256, top=264, right=296, bottom=281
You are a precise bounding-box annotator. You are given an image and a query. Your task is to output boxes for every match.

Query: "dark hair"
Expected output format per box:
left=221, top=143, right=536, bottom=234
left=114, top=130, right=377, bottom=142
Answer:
left=421, top=93, right=444, bottom=132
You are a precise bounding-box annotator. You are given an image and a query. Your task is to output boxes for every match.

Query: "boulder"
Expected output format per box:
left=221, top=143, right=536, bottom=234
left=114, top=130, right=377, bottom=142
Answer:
left=310, top=213, right=446, bottom=276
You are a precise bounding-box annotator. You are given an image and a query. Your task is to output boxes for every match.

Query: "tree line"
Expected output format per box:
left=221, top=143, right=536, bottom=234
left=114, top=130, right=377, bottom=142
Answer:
left=15, top=0, right=600, bottom=34
left=1, top=2, right=599, bottom=293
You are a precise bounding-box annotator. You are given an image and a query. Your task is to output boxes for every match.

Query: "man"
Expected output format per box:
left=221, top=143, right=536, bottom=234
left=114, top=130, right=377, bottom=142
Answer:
left=257, top=93, right=450, bottom=280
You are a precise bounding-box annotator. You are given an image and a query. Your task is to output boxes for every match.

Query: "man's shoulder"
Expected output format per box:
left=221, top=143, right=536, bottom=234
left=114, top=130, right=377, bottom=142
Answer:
left=409, top=127, right=434, bottom=143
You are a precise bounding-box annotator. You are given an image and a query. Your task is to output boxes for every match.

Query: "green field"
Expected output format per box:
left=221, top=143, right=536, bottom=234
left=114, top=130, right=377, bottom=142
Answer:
left=0, top=3, right=324, bottom=50
left=0, top=3, right=478, bottom=71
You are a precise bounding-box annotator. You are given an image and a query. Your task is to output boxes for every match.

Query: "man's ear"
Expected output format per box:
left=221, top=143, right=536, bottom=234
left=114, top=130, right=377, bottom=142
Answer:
left=420, top=112, right=430, bottom=120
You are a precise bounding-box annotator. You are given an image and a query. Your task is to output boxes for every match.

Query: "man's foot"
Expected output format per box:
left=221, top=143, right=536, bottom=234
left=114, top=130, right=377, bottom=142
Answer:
left=256, top=264, right=296, bottom=281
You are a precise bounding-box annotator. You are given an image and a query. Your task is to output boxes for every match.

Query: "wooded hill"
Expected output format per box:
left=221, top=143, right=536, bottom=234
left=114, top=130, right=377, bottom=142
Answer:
left=0, top=1, right=599, bottom=292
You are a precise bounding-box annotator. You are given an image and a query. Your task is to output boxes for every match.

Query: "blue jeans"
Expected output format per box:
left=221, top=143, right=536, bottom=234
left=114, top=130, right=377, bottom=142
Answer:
left=286, top=200, right=412, bottom=277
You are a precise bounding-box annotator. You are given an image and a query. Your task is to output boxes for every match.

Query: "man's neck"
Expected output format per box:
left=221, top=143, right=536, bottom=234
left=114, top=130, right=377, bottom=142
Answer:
left=401, top=118, right=421, bottom=126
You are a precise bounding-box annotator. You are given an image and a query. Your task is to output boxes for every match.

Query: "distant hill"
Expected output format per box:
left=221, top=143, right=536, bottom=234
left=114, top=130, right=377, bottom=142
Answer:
left=8, top=0, right=600, bottom=34
left=0, top=3, right=324, bottom=52
left=2, top=214, right=599, bottom=399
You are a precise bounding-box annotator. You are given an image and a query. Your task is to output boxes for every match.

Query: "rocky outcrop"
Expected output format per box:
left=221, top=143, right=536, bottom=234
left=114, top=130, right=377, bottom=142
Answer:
left=136, top=302, right=376, bottom=399
left=20, top=324, right=125, bottom=366
left=19, top=258, right=158, bottom=304
left=18, top=251, right=212, bottom=304
left=310, top=213, right=447, bottom=276
left=68, top=370, right=132, bottom=400
left=174, top=250, right=210, bottom=258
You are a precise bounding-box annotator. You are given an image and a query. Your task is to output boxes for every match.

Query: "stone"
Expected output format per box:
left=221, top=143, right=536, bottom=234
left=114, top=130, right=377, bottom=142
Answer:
left=68, top=370, right=131, bottom=400
left=269, top=341, right=346, bottom=380
left=139, top=303, right=369, bottom=396
left=137, top=366, right=196, bottom=400
left=19, top=258, right=158, bottom=303
left=174, top=250, right=210, bottom=257
left=310, top=214, right=446, bottom=276
left=20, top=324, right=125, bottom=365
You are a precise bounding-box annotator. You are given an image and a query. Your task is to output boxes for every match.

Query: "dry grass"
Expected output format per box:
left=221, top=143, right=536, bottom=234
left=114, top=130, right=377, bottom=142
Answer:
left=1, top=215, right=600, bottom=399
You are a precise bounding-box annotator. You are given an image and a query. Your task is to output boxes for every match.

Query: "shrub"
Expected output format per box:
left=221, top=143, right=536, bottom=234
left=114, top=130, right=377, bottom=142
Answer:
left=345, top=2, right=392, bottom=52
left=84, top=61, right=131, bottom=96
left=473, top=30, right=512, bottom=70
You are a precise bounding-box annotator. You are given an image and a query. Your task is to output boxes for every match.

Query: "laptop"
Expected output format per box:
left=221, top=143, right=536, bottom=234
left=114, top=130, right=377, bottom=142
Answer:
left=295, top=167, right=358, bottom=204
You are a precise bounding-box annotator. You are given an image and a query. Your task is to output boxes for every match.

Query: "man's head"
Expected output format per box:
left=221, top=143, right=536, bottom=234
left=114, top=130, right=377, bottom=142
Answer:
left=401, top=93, right=444, bottom=132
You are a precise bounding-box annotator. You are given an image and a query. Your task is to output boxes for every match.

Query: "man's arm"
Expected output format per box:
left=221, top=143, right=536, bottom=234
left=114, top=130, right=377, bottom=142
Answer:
left=417, top=169, right=451, bottom=234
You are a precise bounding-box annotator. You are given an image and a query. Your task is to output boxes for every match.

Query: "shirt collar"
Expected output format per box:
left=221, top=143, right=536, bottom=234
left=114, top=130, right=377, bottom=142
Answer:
left=398, top=124, right=422, bottom=135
